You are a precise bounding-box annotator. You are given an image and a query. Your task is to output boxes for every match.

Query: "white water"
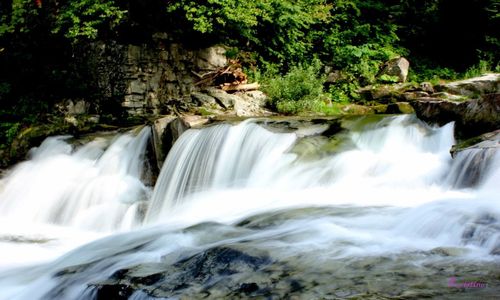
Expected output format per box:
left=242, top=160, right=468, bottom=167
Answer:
left=0, top=115, right=499, bottom=299
left=0, top=127, right=151, bottom=270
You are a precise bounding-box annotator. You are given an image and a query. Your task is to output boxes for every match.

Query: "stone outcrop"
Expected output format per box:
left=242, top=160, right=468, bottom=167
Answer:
left=435, top=73, right=500, bottom=98
left=450, top=130, right=500, bottom=157
left=447, top=130, right=500, bottom=188
left=360, top=74, right=499, bottom=105
left=379, top=57, right=410, bottom=83
left=81, top=37, right=272, bottom=120
left=82, top=37, right=229, bottom=117
left=411, top=93, right=500, bottom=138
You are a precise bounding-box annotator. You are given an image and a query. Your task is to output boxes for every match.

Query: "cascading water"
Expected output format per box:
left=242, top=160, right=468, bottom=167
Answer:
left=0, top=126, right=151, bottom=231
left=0, top=127, right=152, bottom=272
left=145, top=120, right=297, bottom=221
left=0, top=115, right=499, bottom=299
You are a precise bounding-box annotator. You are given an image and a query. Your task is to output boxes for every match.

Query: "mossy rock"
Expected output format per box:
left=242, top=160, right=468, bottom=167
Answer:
left=372, top=104, right=388, bottom=114
left=450, top=130, right=500, bottom=157
left=341, top=104, right=375, bottom=115
left=386, top=102, right=415, bottom=114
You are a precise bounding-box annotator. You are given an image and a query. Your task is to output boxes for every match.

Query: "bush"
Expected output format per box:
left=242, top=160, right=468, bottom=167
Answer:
left=263, top=59, right=329, bottom=114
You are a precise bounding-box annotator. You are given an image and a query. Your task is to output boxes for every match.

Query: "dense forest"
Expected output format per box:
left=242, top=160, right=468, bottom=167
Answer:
left=0, top=0, right=498, bottom=157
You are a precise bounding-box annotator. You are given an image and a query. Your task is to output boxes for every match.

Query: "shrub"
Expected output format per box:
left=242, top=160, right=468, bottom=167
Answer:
left=263, top=59, right=329, bottom=114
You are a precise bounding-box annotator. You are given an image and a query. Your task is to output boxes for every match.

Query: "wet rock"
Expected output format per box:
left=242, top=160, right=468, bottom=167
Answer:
left=90, top=246, right=274, bottom=299
left=386, top=102, right=415, bottom=114
left=450, top=130, right=500, bottom=157
left=429, top=247, right=469, bottom=257
left=238, top=282, right=259, bottom=295
left=256, top=117, right=342, bottom=137
left=151, top=116, right=189, bottom=169
left=95, top=284, right=134, bottom=300
left=411, top=93, right=500, bottom=138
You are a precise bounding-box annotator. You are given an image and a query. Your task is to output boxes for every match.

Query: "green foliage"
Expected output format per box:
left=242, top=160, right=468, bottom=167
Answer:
left=0, top=0, right=39, bottom=36
left=53, top=0, right=126, bottom=41
left=263, top=60, right=329, bottom=114
left=1, top=0, right=126, bottom=41
left=378, top=74, right=400, bottom=83
left=167, top=0, right=331, bottom=66
left=0, top=122, right=20, bottom=147
left=462, top=60, right=493, bottom=79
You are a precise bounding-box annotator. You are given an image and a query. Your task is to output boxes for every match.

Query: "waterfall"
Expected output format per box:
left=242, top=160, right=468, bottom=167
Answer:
left=0, top=127, right=152, bottom=232
left=145, top=120, right=297, bottom=222
left=145, top=116, right=457, bottom=223
left=0, top=115, right=499, bottom=300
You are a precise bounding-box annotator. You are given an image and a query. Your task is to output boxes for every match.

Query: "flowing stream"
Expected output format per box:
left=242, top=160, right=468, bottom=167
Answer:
left=0, top=115, right=498, bottom=299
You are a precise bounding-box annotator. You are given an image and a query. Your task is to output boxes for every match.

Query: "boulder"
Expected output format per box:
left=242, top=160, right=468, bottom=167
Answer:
left=66, top=100, right=89, bottom=115
left=358, top=83, right=416, bottom=102
left=195, top=46, right=227, bottom=71
left=411, top=93, right=500, bottom=138
left=152, top=116, right=176, bottom=169
left=233, top=91, right=270, bottom=117
left=435, top=73, right=500, bottom=98
left=181, top=114, right=210, bottom=128
left=450, top=130, right=500, bottom=157
left=92, top=246, right=273, bottom=299
left=379, top=57, right=410, bottom=83
left=151, top=116, right=189, bottom=169
left=386, top=102, right=415, bottom=114
left=206, top=87, right=239, bottom=109
left=191, top=92, right=219, bottom=108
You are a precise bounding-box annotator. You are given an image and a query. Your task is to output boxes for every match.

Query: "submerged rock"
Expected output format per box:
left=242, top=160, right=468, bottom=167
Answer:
left=92, top=246, right=274, bottom=299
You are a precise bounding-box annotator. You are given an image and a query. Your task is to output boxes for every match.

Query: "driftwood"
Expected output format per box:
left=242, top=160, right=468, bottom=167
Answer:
left=194, top=59, right=248, bottom=89
left=221, top=82, right=260, bottom=92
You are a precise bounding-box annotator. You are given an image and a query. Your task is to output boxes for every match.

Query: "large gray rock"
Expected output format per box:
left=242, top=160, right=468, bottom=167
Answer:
left=195, top=46, right=227, bottom=71
left=379, top=57, right=410, bottom=83
left=206, top=88, right=239, bottom=109
left=358, top=83, right=416, bottom=102
left=435, top=73, right=500, bottom=98
left=151, top=116, right=189, bottom=169
left=81, top=40, right=230, bottom=118
left=233, top=91, right=270, bottom=117
left=411, top=93, right=500, bottom=138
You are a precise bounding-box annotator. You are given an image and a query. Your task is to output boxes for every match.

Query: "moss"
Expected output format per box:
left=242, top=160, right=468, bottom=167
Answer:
left=195, top=107, right=216, bottom=116
left=372, top=104, right=388, bottom=114
left=396, top=102, right=415, bottom=114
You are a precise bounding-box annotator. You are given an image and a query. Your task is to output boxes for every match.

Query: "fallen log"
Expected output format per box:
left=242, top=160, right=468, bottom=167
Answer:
left=221, top=82, right=260, bottom=92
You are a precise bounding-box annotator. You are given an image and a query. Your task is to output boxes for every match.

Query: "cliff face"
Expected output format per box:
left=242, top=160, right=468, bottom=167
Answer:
left=79, top=35, right=228, bottom=117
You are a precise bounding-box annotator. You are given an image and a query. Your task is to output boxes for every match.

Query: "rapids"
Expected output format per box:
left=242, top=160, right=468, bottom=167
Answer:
left=0, top=115, right=498, bottom=299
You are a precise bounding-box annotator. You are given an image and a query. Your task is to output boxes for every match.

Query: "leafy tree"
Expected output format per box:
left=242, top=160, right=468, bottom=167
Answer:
left=53, top=0, right=126, bottom=41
